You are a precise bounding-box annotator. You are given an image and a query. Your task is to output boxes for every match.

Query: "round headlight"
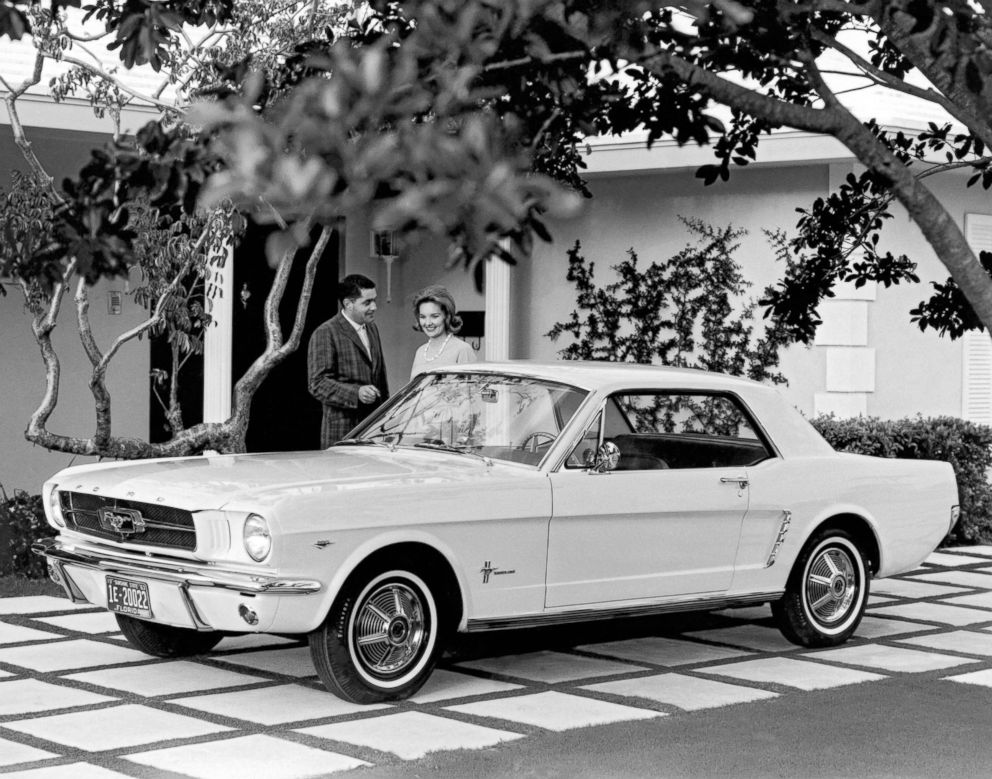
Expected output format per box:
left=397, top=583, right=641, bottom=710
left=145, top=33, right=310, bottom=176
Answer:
left=243, top=514, right=271, bottom=561
left=48, top=487, right=66, bottom=528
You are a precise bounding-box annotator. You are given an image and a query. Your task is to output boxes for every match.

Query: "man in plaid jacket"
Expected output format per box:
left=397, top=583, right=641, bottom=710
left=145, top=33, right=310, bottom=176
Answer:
left=307, top=274, right=390, bottom=447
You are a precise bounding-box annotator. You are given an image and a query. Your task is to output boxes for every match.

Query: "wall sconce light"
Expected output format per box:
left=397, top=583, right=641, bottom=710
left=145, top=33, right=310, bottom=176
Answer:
left=370, top=230, right=399, bottom=303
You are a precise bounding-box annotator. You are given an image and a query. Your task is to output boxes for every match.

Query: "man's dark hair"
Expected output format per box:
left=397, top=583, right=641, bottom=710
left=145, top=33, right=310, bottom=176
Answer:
left=338, top=274, right=376, bottom=305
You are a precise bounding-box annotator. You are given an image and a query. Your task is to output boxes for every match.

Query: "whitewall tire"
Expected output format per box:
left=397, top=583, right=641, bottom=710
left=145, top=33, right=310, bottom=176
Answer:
left=309, top=566, right=442, bottom=703
left=773, top=528, right=869, bottom=647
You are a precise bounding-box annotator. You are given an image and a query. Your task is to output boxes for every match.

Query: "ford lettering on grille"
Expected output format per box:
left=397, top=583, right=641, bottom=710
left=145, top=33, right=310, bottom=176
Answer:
left=97, top=507, right=146, bottom=536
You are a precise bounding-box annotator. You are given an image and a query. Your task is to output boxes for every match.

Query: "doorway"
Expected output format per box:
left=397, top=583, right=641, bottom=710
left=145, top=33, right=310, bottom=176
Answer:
left=231, top=222, right=340, bottom=452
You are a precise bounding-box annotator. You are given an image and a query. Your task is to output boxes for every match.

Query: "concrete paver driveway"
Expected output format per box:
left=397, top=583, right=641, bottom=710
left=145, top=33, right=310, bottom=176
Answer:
left=4, top=546, right=992, bottom=777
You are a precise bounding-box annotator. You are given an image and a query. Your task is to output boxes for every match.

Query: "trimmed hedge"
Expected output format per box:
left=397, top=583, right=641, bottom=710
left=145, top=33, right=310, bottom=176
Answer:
left=0, top=487, right=51, bottom=579
left=810, top=415, right=992, bottom=545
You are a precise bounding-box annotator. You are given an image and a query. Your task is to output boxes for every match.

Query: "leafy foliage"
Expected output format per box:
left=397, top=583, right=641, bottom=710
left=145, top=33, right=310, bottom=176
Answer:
left=547, top=218, right=795, bottom=383
left=0, top=0, right=361, bottom=459
left=0, top=487, right=50, bottom=579
left=8, top=0, right=992, bottom=338
left=0, top=172, right=62, bottom=295
left=811, top=415, right=992, bottom=545
left=619, top=3, right=992, bottom=340
left=910, top=251, right=992, bottom=338
left=9, top=0, right=992, bottom=457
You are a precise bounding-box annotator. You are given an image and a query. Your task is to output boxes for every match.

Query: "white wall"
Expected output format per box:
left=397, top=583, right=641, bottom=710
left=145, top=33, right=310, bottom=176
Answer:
left=341, top=211, right=485, bottom=392
left=510, top=162, right=966, bottom=420
left=1, top=130, right=149, bottom=493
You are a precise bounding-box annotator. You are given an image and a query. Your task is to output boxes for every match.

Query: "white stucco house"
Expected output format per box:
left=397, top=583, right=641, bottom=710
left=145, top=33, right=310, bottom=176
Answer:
left=3, top=39, right=992, bottom=495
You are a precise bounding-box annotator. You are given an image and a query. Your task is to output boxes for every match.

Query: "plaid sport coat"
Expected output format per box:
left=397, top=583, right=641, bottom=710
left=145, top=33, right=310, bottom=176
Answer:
left=307, top=313, right=389, bottom=448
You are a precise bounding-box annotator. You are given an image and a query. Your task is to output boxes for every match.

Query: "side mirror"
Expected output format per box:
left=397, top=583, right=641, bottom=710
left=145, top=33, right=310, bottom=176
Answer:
left=591, top=441, right=620, bottom=473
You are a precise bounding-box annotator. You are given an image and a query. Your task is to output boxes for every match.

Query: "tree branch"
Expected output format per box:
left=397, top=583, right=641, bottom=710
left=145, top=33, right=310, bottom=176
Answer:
left=2, top=50, right=60, bottom=195
left=483, top=49, right=588, bottom=74
left=281, top=224, right=332, bottom=356
left=633, top=46, right=846, bottom=135
left=98, top=224, right=212, bottom=371
left=869, top=2, right=992, bottom=140
left=53, top=53, right=179, bottom=112
left=25, top=260, right=78, bottom=443
left=837, top=117, right=992, bottom=332
left=812, top=28, right=992, bottom=150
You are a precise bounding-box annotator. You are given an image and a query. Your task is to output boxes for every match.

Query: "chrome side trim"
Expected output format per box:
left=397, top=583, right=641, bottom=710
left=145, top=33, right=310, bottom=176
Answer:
left=765, top=510, right=793, bottom=568
left=464, top=592, right=782, bottom=633
left=33, top=538, right=321, bottom=596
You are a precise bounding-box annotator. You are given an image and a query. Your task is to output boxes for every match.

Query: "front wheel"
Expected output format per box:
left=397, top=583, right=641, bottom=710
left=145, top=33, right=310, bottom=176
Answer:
left=309, top=566, right=443, bottom=703
left=772, top=529, right=869, bottom=648
left=116, top=614, right=223, bottom=657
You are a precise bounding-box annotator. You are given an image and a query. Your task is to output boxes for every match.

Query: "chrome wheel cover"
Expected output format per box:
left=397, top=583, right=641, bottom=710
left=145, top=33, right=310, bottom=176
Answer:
left=352, top=581, right=427, bottom=679
left=804, top=545, right=857, bottom=626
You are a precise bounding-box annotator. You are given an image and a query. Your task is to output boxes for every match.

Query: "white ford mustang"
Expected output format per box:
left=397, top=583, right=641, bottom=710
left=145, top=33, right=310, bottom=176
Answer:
left=34, top=362, right=959, bottom=703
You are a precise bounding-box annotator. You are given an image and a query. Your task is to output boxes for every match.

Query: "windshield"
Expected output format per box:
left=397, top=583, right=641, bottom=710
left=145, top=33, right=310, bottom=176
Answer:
left=348, top=372, right=589, bottom=466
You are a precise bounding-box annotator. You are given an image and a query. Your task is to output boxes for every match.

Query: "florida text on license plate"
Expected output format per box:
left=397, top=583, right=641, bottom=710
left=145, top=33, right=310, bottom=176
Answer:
left=106, top=576, right=153, bottom=618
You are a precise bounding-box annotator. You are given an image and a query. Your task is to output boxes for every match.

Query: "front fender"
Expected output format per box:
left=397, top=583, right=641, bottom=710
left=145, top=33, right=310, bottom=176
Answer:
left=306, top=529, right=473, bottom=634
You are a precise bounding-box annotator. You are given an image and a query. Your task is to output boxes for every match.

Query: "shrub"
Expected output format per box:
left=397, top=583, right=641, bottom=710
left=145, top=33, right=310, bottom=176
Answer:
left=0, top=487, right=51, bottom=579
left=810, top=415, right=992, bottom=545
left=547, top=218, right=796, bottom=383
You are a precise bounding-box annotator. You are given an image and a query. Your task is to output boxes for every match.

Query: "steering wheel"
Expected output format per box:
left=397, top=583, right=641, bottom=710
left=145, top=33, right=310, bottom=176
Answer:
left=519, top=431, right=557, bottom=453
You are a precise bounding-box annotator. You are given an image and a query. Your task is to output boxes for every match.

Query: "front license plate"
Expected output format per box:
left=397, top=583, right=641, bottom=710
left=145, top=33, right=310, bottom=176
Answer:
left=106, top=576, right=153, bottom=619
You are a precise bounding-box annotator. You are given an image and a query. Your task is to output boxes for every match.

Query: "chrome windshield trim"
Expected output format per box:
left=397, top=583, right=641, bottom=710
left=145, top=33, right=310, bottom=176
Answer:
left=32, top=538, right=321, bottom=595
left=464, top=592, right=781, bottom=632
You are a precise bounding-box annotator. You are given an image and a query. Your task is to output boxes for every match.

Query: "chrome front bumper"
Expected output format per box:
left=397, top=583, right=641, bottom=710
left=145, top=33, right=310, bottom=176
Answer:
left=32, top=537, right=322, bottom=632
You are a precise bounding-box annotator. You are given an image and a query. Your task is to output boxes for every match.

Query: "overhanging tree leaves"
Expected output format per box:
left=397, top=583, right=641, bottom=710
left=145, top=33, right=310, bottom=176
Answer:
left=7, top=0, right=992, bottom=460
left=0, top=0, right=354, bottom=458
left=185, top=0, right=992, bottom=343
left=607, top=1, right=992, bottom=342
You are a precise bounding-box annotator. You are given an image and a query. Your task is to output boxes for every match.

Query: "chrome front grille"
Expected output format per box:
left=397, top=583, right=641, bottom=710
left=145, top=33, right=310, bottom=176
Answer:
left=59, top=492, right=196, bottom=551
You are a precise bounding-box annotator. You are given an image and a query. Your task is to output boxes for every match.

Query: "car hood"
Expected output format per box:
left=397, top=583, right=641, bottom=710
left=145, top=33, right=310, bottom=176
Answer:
left=50, top=447, right=513, bottom=511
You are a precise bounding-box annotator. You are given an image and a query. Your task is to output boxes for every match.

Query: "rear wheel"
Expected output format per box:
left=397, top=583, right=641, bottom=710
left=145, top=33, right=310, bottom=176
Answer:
left=309, top=565, right=443, bottom=703
left=116, top=614, right=223, bottom=657
left=772, top=528, right=869, bottom=647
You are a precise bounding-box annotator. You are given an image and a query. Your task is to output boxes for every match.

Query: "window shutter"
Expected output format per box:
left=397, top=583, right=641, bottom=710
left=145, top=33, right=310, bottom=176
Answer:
left=963, top=214, right=992, bottom=425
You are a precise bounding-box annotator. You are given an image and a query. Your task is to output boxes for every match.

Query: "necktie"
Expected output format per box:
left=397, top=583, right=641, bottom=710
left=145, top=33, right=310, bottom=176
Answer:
left=356, top=325, right=371, bottom=357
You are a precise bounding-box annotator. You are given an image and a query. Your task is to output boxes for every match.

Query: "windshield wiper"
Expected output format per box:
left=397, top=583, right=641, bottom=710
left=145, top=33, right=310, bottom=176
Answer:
left=333, top=438, right=388, bottom=447
left=413, top=441, right=493, bottom=466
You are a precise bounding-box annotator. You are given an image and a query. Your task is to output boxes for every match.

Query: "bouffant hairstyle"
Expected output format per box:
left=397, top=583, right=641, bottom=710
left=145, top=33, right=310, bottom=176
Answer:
left=412, top=285, right=463, bottom=334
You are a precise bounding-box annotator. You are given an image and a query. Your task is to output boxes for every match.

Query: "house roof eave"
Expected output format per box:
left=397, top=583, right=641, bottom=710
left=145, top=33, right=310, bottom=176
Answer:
left=581, top=122, right=943, bottom=175
left=0, top=92, right=161, bottom=135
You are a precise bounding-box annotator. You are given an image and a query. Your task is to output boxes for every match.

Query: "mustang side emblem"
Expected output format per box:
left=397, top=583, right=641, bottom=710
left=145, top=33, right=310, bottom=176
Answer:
left=97, top=507, right=147, bottom=536
left=480, top=561, right=516, bottom=583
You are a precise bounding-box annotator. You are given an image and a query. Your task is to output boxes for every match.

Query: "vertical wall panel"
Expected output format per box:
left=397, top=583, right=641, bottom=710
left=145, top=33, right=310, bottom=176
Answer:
left=963, top=214, right=992, bottom=425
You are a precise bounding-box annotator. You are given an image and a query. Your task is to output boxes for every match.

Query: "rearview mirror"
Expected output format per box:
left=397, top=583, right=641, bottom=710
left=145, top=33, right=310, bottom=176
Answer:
left=591, top=441, right=620, bottom=473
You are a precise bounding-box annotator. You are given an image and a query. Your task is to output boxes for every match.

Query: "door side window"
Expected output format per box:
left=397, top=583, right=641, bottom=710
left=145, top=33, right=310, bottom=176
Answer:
left=606, top=392, right=772, bottom=470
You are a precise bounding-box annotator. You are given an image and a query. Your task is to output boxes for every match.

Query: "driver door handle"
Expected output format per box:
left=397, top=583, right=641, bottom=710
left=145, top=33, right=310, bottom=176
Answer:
left=720, top=476, right=749, bottom=489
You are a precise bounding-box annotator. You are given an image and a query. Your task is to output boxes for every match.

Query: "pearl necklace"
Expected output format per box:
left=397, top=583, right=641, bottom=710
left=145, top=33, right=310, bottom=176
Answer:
left=423, top=333, right=453, bottom=362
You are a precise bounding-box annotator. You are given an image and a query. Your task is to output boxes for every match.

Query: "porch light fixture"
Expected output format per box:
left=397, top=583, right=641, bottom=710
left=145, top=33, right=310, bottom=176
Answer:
left=370, top=229, right=399, bottom=303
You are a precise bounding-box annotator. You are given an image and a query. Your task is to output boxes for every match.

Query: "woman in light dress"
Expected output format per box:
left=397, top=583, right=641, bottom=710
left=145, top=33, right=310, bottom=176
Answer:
left=410, top=285, right=477, bottom=378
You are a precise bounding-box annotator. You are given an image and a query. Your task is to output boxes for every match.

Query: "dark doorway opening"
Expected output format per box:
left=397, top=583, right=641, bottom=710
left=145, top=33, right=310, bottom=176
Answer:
left=149, top=222, right=340, bottom=451
left=231, top=222, right=340, bottom=452
left=149, top=331, right=204, bottom=443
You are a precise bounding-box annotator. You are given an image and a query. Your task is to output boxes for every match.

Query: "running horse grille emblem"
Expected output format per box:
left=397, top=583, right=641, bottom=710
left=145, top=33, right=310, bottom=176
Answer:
left=97, top=507, right=147, bottom=536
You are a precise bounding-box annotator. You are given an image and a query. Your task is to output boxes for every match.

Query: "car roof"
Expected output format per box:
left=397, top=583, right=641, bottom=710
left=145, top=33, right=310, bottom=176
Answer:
left=430, top=359, right=768, bottom=393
